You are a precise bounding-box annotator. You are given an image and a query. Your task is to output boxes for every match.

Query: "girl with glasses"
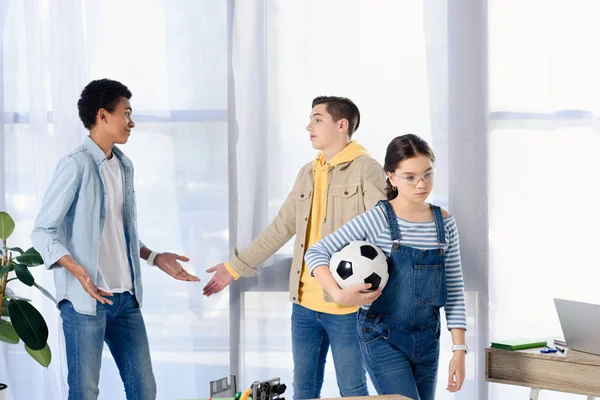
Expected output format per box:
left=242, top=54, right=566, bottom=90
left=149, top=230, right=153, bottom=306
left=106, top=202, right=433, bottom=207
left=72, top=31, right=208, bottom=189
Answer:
left=304, top=134, right=467, bottom=400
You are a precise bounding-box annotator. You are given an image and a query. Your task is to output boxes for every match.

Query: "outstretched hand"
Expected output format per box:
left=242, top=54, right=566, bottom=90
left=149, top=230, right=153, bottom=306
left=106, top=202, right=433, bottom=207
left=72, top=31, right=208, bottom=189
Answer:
left=154, top=252, right=200, bottom=282
left=203, top=263, right=234, bottom=296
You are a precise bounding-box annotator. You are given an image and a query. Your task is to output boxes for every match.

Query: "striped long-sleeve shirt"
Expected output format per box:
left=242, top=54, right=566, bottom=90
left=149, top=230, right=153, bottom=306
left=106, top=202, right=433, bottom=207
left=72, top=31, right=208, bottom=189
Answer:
left=304, top=203, right=467, bottom=330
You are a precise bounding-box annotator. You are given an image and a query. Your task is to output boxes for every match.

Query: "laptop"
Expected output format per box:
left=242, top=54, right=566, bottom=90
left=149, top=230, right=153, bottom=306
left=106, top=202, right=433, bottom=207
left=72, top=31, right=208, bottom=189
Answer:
left=554, top=298, right=600, bottom=356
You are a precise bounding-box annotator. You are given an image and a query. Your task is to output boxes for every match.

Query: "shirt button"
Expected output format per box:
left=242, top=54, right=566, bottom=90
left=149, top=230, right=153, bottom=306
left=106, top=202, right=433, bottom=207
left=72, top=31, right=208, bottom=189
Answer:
left=300, top=244, right=304, bottom=248
left=344, top=191, right=348, bottom=195
left=305, top=217, right=308, bottom=221
left=297, top=270, right=300, bottom=274
left=300, top=194, right=304, bottom=198
left=293, top=297, right=297, bottom=301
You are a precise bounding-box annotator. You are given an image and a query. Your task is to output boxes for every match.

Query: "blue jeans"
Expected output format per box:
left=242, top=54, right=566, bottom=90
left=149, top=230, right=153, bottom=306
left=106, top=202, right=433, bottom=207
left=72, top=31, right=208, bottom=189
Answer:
left=59, top=293, right=157, bottom=400
left=358, top=310, right=440, bottom=400
left=291, top=304, right=368, bottom=400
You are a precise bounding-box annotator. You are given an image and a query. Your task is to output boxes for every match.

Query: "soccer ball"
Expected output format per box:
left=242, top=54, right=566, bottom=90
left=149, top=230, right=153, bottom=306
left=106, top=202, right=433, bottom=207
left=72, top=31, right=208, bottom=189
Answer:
left=329, top=240, right=389, bottom=291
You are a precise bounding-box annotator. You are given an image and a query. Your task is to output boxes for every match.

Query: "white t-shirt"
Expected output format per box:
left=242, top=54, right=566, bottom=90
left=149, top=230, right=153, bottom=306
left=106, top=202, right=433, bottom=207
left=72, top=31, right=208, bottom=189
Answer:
left=97, top=155, right=134, bottom=293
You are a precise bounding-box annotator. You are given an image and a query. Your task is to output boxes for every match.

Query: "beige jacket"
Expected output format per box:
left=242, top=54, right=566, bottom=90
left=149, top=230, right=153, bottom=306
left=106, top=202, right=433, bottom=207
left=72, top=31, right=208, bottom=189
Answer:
left=228, top=154, right=387, bottom=303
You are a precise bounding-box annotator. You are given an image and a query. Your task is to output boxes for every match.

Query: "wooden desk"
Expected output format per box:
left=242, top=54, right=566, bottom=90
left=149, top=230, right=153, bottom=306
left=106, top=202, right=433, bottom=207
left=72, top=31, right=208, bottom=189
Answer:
left=486, top=346, right=600, bottom=399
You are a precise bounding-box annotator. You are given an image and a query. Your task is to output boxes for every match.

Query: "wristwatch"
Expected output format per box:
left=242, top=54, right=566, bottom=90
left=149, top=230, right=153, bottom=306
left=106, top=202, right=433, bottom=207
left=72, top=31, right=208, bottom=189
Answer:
left=147, top=251, right=159, bottom=266
left=452, top=344, right=468, bottom=354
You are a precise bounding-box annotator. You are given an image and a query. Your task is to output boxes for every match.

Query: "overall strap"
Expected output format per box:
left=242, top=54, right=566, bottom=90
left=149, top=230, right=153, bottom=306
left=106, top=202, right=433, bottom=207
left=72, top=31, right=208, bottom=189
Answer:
left=430, top=204, right=446, bottom=249
left=377, top=200, right=402, bottom=242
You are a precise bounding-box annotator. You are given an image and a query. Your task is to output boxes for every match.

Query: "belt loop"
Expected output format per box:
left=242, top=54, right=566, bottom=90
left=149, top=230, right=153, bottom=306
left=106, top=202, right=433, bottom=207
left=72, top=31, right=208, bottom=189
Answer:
left=358, top=309, right=366, bottom=324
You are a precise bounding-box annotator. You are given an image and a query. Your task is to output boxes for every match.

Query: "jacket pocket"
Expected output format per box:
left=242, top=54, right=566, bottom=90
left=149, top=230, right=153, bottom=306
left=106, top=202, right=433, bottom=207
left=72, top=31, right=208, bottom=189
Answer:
left=331, top=184, right=359, bottom=218
left=414, top=264, right=442, bottom=304
left=296, top=187, right=312, bottom=201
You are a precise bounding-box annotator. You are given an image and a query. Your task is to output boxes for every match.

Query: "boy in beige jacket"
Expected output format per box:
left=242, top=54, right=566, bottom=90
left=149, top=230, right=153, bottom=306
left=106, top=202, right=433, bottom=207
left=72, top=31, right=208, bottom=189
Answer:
left=203, top=96, right=386, bottom=399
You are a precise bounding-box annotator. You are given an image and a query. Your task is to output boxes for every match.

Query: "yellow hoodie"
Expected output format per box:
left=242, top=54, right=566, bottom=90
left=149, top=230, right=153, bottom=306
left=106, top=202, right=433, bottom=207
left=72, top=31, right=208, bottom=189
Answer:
left=298, top=141, right=370, bottom=314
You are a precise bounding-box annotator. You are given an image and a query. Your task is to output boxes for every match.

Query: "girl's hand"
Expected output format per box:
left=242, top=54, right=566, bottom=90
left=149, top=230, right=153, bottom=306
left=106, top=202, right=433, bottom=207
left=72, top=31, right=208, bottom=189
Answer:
left=332, top=284, right=382, bottom=306
left=447, top=351, right=466, bottom=392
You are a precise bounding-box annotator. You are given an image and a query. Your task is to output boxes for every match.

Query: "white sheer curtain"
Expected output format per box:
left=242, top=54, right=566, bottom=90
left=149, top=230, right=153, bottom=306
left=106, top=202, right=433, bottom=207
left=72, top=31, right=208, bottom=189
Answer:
left=230, top=1, right=478, bottom=399
left=1, top=1, right=86, bottom=398
left=489, top=1, right=600, bottom=399
left=2, top=1, right=229, bottom=399
left=1, top=1, right=486, bottom=399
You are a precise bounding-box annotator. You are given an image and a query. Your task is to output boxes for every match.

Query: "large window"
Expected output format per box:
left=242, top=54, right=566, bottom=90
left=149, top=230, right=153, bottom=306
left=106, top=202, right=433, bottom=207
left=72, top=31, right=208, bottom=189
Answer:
left=2, top=1, right=477, bottom=399
left=2, top=1, right=230, bottom=399
left=489, top=1, right=600, bottom=399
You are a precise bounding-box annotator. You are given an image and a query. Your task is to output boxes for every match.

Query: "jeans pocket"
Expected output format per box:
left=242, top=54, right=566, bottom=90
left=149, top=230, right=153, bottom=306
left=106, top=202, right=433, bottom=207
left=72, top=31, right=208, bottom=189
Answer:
left=428, top=322, right=441, bottom=343
left=414, top=264, right=442, bottom=304
left=58, top=299, right=73, bottom=315
left=361, top=325, right=390, bottom=345
left=360, top=325, right=392, bottom=370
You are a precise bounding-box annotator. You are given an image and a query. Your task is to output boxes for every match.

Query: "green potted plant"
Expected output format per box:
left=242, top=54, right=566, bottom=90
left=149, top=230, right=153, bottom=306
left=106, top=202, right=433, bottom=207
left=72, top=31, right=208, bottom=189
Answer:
left=0, top=211, right=55, bottom=395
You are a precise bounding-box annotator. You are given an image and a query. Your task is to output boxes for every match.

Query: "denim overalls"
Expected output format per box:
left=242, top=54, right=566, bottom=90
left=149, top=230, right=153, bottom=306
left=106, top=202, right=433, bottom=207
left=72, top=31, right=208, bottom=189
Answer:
left=357, top=200, right=448, bottom=400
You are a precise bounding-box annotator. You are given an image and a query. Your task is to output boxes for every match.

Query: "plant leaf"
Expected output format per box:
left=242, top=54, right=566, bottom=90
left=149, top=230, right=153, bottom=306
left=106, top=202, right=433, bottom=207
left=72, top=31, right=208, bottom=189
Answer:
left=15, top=253, right=44, bottom=267
left=0, top=320, right=20, bottom=344
left=1, top=261, right=17, bottom=273
left=4, top=287, right=31, bottom=302
left=8, top=247, right=24, bottom=255
left=0, top=265, right=9, bottom=278
left=0, top=212, right=15, bottom=240
left=25, top=343, right=52, bottom=367
left=14, top=264, right=35, bottom=287
left=8, top=299, right=48, bottom=351
left=1, top=301, right=8, bottom=317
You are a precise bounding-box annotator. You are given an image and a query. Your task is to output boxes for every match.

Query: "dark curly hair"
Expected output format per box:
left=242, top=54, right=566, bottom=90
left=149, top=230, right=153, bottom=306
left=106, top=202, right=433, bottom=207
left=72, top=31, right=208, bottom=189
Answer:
left=384, top=134, right=435, bottom=200
left=77, top=79, right=132, bottom=129
left=312, top=96, right=360, bottom=138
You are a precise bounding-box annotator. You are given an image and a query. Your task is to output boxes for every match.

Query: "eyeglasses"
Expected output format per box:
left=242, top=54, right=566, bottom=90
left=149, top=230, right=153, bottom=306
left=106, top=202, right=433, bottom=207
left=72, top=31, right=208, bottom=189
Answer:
left=391, top=170, right=435, bottom=186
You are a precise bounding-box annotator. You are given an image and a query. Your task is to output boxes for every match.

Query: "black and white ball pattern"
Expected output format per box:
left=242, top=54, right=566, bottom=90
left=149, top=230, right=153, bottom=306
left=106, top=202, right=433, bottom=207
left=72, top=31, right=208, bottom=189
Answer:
left=329, top=240, right=389, bottom=291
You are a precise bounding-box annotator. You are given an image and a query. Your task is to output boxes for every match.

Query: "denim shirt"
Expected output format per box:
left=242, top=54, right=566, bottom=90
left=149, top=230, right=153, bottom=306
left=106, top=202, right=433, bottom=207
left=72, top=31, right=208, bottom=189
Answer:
left=31, top=136, right=145, bottom=315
